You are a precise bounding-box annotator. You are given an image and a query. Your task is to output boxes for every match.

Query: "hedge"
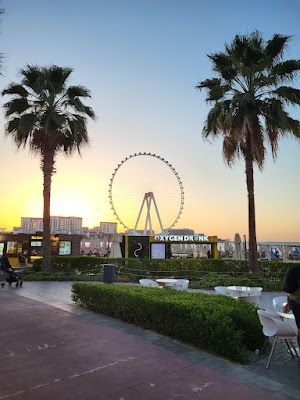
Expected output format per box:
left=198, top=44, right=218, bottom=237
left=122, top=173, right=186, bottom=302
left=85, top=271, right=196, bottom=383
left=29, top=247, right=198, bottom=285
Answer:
left=29, top=256, right=295, bottom=291
left=32, top=256, right=122, bottom=272
left=71, top=283, right=265, bottom=363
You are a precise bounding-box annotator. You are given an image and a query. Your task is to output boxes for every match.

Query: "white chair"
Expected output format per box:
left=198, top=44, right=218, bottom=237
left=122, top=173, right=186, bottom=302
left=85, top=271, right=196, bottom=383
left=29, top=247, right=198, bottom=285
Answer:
left=169, top=279, right=189, bottom=291
left=257, top=309, right=299, bottom=368
left=139, top=279, right=160, bottom=288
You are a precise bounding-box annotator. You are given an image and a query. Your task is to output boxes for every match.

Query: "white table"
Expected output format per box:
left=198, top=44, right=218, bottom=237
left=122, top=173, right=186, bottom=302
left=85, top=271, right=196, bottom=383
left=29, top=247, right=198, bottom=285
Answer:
left=226, top=286, right=262, bottom=304
left=227, top=286, right=262, bottom=296
left=156, top=278, right=178, bottom=287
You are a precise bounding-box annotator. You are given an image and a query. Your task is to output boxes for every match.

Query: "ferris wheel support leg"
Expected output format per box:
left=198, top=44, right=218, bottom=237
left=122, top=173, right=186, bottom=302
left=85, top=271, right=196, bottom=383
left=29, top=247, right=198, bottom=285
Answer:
left=144, top=196, right=154, bottom=235
left=148, top=211, right=153, bottom=235
left=134, top=196, right=147, bottom=232
left=151, top=193, right=165, bottom=234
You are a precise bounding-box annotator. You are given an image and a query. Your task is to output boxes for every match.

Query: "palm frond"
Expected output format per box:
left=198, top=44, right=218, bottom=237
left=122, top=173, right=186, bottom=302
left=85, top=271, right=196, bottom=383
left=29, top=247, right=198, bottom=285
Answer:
left=265, top=34, right=291, bottom=60
left=231, top=33, right=264, bottom=69
left=208, top=52, right=237, bottom=80
left=66, top=85, right=92, bottom=99
left=43, top=65, right=73, bottom=92
left=2, top=83, right=29, bottom=97
left=5, top=114, right=36, bottom=148
left=64, top=97, right=96, bottom=119
left=273, top=86, right=300, bottom=105
left=271, top=60, right=300, bottom=82
left=3, top=97, right=30, bottom=117
left=262, top=99, right=300, bottom=140
left=223, top=135, right=240, bottom=166
left=19, top=65, right=41, bottom=89
left=197, top=78, right=230, bottom=101
left=284, top=116, right=300, bottom=137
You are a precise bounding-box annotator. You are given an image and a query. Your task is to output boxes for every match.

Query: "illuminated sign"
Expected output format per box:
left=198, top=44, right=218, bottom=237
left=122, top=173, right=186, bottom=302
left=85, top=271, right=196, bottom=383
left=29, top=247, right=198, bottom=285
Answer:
left=153, top=234, right=209, bottom=242
left=151, top=243, right=166, bottom=259
left=59, top=241, right=72, bottom=255
left=128, top=236, right=149, bottom=259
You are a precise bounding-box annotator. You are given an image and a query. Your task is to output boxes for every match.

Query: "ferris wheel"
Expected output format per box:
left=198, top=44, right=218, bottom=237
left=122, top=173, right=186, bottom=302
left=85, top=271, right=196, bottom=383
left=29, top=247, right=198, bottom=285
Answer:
left=109, top=152, right=184, bottom=235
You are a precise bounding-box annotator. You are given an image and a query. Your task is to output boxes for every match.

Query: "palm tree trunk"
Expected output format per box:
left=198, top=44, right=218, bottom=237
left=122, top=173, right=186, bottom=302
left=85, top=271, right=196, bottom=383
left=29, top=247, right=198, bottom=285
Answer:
left=41, top=152, right=55, bottom=271
left=245, top=146, right=258, bottom=272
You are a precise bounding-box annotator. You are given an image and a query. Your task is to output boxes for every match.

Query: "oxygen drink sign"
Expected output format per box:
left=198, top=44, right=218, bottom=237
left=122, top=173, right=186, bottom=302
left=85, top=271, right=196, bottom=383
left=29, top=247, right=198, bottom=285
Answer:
left=154, top=235, right=209, bottom=242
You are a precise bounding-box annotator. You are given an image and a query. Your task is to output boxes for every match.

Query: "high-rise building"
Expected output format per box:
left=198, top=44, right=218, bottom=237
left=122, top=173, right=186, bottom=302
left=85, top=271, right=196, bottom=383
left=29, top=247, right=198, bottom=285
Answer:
left=50, top=216, right=82, bottom=234
left=13, top=216, right=82, bottom=234
left=19, top=217, right=43, bottom=233
left=99, top=222, right=117, bottom=234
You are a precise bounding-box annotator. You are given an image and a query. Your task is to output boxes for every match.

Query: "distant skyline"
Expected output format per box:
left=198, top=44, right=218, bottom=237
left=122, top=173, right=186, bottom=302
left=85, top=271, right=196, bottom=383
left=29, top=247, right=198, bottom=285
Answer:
left=1, top=1, right=300, bottom=242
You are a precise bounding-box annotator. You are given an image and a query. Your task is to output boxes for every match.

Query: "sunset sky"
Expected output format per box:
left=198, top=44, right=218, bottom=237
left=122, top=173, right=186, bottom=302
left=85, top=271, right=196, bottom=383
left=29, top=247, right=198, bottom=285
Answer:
left=0, top=0, right=300, bottom=242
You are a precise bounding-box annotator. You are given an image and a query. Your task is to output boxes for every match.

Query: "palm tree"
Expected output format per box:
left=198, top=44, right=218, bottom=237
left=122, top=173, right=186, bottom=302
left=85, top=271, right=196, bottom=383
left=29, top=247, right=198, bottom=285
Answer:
left=196, top=32, right=300, bottom=272
left=2, top=65, right=96, bottom=270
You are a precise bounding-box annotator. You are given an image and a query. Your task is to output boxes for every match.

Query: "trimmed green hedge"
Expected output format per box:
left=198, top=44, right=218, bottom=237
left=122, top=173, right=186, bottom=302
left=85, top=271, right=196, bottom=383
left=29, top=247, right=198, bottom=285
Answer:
left=32, top=256, right=122, bottom=272
left=29, top=256, right=295, bottom=290
left=188, top=272, right=283, bottom=291
left=33, top=256, right=292, bottom=270
left=32, top=255, right=293, bottom=278
left=71, top=283, right=264, bottom=363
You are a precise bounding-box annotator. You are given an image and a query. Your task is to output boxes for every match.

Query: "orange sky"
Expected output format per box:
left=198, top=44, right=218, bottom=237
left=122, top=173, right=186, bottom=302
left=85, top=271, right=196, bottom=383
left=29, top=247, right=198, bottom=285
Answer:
left=1, top=138, right=299, bottom=242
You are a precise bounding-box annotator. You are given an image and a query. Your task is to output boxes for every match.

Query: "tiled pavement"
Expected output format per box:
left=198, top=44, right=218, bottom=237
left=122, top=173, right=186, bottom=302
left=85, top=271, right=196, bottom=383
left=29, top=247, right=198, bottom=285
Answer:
left=1, top=281, right=299, bottom=399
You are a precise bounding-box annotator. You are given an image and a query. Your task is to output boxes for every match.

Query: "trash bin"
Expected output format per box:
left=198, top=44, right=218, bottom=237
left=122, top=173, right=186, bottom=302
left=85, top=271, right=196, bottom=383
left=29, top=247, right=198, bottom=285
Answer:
left=103, top=264, right=115, bottom=284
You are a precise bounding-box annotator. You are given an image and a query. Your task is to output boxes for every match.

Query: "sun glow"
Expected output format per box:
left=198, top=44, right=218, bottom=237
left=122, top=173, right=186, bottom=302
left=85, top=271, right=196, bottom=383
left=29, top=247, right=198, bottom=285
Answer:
left=50, top=196, right=85, bottom=218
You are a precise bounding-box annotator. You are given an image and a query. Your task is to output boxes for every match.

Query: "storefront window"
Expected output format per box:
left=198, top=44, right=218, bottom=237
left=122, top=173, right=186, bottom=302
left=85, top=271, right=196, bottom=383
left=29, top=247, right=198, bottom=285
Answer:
left=30, top=241, right=43, bottom=256
left=59, top=241, right=71, bottom=255
left=7, top=241, right=18, bottom=254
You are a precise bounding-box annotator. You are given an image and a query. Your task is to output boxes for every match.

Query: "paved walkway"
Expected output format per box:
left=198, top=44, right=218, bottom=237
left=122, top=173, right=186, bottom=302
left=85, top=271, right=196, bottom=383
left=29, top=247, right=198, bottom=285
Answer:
left=1, top=282, right=300, bottom=400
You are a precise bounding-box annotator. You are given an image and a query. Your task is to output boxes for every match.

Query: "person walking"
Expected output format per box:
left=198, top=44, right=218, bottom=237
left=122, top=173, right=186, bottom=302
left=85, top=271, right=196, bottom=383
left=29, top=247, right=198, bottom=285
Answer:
left=0, top=254, right=12, bottom=273
left=282, top=264, right=300, bottom=351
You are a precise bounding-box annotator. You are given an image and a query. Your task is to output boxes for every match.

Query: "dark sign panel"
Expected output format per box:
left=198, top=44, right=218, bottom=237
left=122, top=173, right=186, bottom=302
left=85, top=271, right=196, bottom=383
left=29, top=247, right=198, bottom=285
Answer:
left=127, top=236, right=149, bottom=259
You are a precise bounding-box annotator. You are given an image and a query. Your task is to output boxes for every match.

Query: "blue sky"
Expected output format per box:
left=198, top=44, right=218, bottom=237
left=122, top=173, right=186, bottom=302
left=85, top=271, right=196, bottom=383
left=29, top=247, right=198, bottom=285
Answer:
left=0, top=0, right=300, bottom=241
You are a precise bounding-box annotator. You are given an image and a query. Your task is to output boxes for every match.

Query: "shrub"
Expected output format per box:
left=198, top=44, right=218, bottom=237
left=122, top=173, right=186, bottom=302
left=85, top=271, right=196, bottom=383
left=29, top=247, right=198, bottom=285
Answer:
left=72, top=283, right=264, bottom=363
left=30, top=256, right=293, bottom=291
left=32, top=256, right=123, bottom=273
